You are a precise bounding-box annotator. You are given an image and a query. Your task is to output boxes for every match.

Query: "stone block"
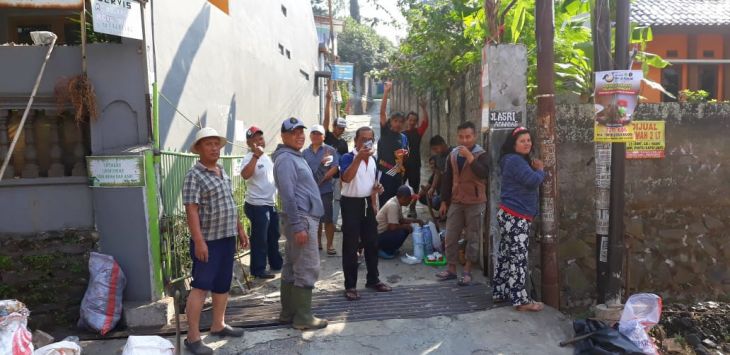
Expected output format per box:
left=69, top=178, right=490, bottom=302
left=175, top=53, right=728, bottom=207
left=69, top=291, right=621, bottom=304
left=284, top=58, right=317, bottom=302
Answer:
left=32, top=329, right=54, bottom=349
left=123, top=297, right=175, bottom=328
left=593, top=303, right=623, bottom=324
left=702, top=214, right=724, bottom=231
left=558, top=238, right=593, bottom=260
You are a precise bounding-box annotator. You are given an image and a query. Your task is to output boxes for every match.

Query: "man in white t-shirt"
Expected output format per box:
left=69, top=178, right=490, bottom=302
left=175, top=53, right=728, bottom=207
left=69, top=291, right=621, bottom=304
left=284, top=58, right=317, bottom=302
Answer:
left=240, top=126, right=282, bottom=279
left=338, top=126, right=392, bottom=301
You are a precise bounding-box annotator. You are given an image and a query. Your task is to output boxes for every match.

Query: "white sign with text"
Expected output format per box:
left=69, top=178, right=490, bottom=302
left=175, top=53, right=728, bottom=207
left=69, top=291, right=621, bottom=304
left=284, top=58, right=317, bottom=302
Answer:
left=92, top=0, right=143, bottom=40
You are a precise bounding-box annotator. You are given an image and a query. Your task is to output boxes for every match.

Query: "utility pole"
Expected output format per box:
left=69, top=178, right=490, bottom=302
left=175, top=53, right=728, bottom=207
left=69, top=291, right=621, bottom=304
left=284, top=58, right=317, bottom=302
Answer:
left=607, top=0, right=631, bottom=306
left=592, top=0, right=613, bottom=304
left=535, top=0, right=559, bottom=309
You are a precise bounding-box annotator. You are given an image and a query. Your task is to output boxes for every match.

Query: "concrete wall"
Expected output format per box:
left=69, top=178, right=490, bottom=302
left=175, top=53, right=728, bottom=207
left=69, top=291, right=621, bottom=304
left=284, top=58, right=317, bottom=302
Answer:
left=153, top=0, right=321, bottom=154
left=0, top=177, right=92, bottom=233
left=393, top=65, right=730, bottom=308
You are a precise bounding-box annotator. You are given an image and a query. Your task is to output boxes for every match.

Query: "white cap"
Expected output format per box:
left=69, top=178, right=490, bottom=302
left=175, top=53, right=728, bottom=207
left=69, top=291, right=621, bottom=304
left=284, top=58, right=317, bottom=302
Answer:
left=310, top=124, right=325, bottom=134
left=335, top=117, right=347, bottom=128
left=190, top=127, right=227, bottom=154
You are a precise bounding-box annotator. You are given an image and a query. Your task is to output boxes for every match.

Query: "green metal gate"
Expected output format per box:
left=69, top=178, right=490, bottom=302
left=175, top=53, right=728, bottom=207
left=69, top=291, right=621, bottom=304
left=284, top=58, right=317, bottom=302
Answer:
left=158, top=151, right=249, bottom=288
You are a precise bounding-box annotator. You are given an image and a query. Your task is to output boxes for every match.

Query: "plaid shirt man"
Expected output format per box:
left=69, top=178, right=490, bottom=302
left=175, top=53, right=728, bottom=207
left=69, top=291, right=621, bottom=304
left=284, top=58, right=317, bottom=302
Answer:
left=183, top=161, right=239, bottom=241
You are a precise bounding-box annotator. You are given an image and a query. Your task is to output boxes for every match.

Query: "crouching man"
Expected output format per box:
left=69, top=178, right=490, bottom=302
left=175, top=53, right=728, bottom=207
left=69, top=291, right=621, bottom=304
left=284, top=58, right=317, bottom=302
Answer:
left=272, top=117, right=328, bottom=330
left=376, top=185, right=424, bottom=259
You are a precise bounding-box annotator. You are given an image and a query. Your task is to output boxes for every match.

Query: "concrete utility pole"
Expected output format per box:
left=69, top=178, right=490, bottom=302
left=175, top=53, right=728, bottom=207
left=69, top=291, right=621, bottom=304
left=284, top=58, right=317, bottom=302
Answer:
left=607, top=0, right=631, bottom=305
left=535, top=0, right=559, bottom=309
left=592, top=0, right=613, bottom=305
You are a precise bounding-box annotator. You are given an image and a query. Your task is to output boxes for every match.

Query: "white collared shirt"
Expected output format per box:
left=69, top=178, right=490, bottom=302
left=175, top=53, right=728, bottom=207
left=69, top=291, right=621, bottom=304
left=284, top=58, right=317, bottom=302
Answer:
left=340, top=151, right=377, bottom=198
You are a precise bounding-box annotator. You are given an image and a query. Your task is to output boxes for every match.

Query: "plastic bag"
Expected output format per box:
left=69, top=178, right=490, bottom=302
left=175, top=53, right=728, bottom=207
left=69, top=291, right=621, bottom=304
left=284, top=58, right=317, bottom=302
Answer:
left=0, top=300, right=33, bottom=355
left=618, top=293, right=662, bottom=354
left=572, top=318, right=644, bottom=355
left=421, top=225, right=434, bottom=255
left=33, top=341, right=81, bottom=355
left=78, top=252, right=127, bottom=335
left=121, top=336, right=174, bottom=355
left=427, top=222, right=441, bottom=252
left=412, top=224, right=424, bottom=260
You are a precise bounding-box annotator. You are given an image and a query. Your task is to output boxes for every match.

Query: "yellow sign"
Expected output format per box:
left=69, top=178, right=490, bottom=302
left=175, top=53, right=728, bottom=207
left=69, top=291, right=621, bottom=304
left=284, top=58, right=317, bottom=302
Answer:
left=594, top=123, right=635, bottom=143
left=626, top=121, right=665, bottom=159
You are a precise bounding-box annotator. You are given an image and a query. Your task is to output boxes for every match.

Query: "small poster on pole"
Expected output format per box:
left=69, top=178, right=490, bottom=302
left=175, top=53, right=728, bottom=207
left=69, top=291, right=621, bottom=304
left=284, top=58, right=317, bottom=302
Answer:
left=593, top=70, right=642, bottom=142
left=92, top=0, right=143, bottom=40
left=626, top=121, right=665, bottom=159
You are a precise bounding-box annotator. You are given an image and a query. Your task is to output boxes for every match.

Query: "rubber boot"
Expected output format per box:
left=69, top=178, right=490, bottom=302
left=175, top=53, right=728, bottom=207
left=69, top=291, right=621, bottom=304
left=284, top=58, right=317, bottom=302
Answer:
left=279, top=281, right=294, bottom=323
left=291, top=286, right=328, bottom=330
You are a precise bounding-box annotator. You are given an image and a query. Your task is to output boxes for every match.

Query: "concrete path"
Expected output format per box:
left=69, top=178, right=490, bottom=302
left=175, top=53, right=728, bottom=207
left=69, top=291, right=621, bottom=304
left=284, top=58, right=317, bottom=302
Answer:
left=80, top=101, right=575, bottom=354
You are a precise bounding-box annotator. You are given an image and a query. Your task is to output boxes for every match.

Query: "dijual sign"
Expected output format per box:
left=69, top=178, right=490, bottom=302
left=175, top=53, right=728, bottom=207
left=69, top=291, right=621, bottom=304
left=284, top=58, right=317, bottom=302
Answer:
left=92, top=0, right=143, bottom=40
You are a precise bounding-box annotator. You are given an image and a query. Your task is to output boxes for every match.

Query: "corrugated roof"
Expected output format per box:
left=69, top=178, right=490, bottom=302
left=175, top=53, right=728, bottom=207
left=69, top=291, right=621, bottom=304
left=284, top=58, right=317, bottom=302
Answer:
left=631, top=0, right=730, bottom=27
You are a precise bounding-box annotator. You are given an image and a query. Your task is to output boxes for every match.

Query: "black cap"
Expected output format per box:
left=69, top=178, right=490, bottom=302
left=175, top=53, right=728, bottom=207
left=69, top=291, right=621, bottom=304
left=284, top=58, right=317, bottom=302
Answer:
left=281, top=117, right=307, bottom=133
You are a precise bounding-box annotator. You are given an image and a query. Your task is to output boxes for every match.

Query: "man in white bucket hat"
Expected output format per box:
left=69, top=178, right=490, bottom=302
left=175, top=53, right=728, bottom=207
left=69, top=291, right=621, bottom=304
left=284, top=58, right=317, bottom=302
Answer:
left=183, top=127, right=250, bottom=354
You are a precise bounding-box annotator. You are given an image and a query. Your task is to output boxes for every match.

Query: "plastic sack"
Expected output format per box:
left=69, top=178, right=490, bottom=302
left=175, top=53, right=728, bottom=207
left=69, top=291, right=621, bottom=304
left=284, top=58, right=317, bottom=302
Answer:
left=427, top=222, right=441, bottom=252
left=573, top=318, right=644, bottom=355
left=78, top=252, right=127, bottom=335
left=33, top=341, right=81, bottom=355
left=0, top=300, right=33, bottom=355
left=121, top=336, right=174, bottom=355
left=412, top=224, right=424, bottom=260
left=618, top=293, right=662, bottom=354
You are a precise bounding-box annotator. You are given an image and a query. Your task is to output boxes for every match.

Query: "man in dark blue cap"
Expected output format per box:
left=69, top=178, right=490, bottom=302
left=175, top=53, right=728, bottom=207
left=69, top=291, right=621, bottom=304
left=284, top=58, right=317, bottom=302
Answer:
left=272, top=117, right=328, bottom=330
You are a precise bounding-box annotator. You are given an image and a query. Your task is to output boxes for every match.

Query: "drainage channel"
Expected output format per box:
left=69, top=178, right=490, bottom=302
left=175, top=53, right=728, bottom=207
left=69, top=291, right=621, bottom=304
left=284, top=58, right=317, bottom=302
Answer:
left=80, top=283, right=498, bottom=340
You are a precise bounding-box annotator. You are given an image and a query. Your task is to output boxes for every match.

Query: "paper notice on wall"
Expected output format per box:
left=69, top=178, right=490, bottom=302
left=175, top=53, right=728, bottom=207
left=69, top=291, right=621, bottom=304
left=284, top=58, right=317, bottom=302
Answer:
left=234, top=120, right=246, bottom=142
left=593, top=70, right=642, bottom=142
left=626, top=121, right=665, bottom=159
left=92, top=0, right=143, bottom=40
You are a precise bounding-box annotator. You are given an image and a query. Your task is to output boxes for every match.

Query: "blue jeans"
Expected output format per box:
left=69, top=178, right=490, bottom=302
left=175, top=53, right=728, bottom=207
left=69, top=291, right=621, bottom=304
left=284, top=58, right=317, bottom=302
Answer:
left=378, top=229, right=409, bottom=255
left=244, top=203, right=283, bottom=276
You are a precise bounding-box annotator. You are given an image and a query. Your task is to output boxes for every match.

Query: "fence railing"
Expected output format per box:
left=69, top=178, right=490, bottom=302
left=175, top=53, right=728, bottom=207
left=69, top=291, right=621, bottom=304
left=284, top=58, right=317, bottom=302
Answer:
left=159, top=151, right=248, bottom=287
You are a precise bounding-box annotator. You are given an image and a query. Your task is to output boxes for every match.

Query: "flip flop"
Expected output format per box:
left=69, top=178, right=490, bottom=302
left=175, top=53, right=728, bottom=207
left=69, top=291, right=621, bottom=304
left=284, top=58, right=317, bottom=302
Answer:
left=345, top=288, right=361, bottom=301
left=515, top=302, right=544, bottom=312
left=366, top=282, right=392, bottom=292
left=457, top=272, right=472, bottom=286
left=435, top=270, right=457, bottom=281
left=327, top=248, right=337, bottom=256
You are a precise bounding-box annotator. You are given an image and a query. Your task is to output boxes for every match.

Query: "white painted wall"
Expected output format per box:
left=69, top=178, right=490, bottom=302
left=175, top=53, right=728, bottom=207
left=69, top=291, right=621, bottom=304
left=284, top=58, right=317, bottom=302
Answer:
left=153, top=0, right=320, bottom=154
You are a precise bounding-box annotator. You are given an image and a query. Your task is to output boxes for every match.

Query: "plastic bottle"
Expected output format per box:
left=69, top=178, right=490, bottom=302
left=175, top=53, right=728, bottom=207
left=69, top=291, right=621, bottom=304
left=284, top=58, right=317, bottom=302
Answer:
left=422, top=225, right=434, bottom=255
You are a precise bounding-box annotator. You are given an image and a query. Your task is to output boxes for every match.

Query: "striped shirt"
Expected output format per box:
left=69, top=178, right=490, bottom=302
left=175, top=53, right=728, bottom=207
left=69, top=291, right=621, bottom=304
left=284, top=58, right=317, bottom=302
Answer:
left=183, top=161, right=239, bottom=241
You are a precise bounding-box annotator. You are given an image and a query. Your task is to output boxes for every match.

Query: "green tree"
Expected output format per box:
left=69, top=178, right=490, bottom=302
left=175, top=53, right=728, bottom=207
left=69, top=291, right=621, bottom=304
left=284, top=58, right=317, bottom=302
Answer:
left=338, top=17, right=395, bottom=81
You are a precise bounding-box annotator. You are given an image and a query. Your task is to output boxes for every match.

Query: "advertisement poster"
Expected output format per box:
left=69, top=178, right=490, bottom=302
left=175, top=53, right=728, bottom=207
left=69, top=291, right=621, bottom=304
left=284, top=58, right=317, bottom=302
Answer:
left=626, top=121, right=665, bottom=159
left=593, top=70, right=643, bottom=142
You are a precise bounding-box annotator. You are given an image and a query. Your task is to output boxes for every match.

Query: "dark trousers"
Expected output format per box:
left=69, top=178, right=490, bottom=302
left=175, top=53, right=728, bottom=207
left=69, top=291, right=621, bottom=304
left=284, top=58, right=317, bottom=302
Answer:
left=340, top=196, right=380, bottom=289
left=379, top=173, right=403, bottom=207
left=378, top=229, right=409, bottom=255
left=244, top=203, right=283, bottom=276
left=404, top=164, right=421, bottom=194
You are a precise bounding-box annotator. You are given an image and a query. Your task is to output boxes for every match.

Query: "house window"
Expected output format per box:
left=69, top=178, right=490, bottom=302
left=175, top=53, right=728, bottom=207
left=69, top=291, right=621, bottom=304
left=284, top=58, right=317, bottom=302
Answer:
left=278, top=44, right=284, bottom=55
left=286, top=50, right=291, bottom=59
left=299, top=70, right=310, bottom=81
left=666, top=50, right=678, bottom=58
left=281, top=5, right=287, bottom=16
left=661, top=67, right=679, bottom=102
left=703, top=50, right=715, bottom=58
left=698, top=65, right=718, bottom=99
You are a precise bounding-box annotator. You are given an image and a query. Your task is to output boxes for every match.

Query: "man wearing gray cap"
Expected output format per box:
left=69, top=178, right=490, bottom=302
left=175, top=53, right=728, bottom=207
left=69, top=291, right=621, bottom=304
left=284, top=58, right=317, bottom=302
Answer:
left=272, top=117, right=328, bottom=330
left=302, top=124, right=339, bottom=256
